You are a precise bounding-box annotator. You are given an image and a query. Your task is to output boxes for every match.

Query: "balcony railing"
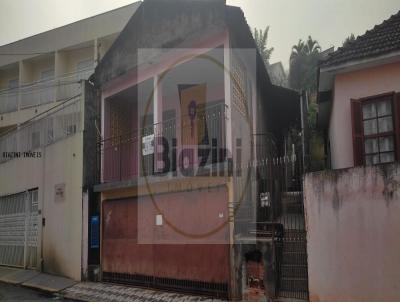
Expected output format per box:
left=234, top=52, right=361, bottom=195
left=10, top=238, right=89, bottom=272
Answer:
left=0, top=97, right=82, bottom=164
left=0, top=68, right=93, bottom=114
left=98, top=103, right=227, bottom=183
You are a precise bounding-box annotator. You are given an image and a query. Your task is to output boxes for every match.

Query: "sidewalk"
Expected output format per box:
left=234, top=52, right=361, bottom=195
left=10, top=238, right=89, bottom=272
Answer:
left=0, top=267, right=223, bottom=302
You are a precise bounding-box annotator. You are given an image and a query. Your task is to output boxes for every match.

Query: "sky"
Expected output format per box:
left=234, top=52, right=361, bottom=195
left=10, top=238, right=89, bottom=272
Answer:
left=0, top=0, right=399, bottom=69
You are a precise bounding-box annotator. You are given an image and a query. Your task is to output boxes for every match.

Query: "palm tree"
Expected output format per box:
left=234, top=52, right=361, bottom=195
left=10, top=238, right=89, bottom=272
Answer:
left=253, top=26, right=274, bottom=67
left=304, top=36, right=321, bottom=55
left=288, top=36, right=321, bottom=92
left=290, top=40, right=306, bottom=64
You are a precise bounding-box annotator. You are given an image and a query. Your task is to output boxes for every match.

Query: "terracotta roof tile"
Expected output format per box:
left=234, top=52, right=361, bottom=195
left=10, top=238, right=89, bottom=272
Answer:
left=321, top=10, right=400, bottom=67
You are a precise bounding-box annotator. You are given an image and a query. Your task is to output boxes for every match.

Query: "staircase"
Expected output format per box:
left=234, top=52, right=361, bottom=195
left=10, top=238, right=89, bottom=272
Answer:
left=276, top=192, right=309, bottom=300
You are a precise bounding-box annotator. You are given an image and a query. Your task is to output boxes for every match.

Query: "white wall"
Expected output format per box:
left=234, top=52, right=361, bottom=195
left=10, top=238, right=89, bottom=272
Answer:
left=0, top=133, right=84, bottom=280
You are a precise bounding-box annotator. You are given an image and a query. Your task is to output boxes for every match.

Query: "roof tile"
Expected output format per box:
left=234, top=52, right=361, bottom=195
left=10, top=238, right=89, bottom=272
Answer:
left=321, top=10, right=400, bottom=67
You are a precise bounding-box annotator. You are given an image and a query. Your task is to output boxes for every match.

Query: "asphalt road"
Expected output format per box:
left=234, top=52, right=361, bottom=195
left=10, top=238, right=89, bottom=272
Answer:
left=0, top=283, right=74, bottom=301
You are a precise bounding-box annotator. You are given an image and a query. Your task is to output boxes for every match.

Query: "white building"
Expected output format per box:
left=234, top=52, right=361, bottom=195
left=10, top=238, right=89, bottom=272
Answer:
left=0, top=2, right=140, bottom=281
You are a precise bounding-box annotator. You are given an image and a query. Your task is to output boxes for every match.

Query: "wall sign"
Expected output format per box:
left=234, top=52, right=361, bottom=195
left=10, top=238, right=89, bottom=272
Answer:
left=55, top=183, right=65, bottom=202
left=142, top=134, right=155, bottom=155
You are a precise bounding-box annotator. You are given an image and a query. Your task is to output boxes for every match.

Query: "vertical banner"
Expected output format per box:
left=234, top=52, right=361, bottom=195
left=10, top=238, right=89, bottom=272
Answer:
left=179, top=84, right=207, bottom=146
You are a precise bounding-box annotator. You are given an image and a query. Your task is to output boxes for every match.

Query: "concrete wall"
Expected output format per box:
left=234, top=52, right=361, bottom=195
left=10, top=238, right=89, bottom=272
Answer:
left=304, top=163, right=400, bottom=302
left=329, top=61, right=400, bottom=169
left=0, top=130, right=84, bottom=280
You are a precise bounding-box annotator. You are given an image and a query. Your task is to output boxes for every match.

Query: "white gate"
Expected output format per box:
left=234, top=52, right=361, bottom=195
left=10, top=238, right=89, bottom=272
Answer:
left=0, top=190, right=39, bottom=268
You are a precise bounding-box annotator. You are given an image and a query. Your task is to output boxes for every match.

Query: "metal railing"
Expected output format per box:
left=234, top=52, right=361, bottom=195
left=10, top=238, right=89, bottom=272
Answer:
left=0, top=68, right=93, bottom=114
left=0, top=96, right=82, bottom=164
left=98, top=103, right=227, bottom=183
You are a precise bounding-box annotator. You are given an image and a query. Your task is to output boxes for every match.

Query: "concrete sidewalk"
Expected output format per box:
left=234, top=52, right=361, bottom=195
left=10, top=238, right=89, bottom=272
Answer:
left=0, top=266, right=76, bottom=292
left=0, top=267, right=223, bottom=302
left=62, top=282, right=224, bottom=302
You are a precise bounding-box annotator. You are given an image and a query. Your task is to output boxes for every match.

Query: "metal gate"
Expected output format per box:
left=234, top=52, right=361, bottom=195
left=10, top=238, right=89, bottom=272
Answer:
left=0, top=189, right=39, bottom=268
left=270, top=156, right=308, bottom=300
left=254, top=132, right=309, bottom=300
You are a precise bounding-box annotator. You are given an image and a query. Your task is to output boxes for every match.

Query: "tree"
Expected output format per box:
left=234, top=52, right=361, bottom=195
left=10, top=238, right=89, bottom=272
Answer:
left=288, top=36, right=321, bottom=92
left=253, top=26, right=274, bottom=67
left=288, top=37, right=324, bottom=170
left=342, top=33, right=356, bottom=47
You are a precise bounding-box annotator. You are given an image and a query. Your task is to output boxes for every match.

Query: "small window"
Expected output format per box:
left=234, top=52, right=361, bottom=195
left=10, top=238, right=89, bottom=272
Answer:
left=362, top=97, right=395, bottom=165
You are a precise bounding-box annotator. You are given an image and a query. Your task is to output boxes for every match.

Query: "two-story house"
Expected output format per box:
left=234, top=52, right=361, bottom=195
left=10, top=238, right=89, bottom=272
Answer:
left=91, top=0, right=303, bottom=300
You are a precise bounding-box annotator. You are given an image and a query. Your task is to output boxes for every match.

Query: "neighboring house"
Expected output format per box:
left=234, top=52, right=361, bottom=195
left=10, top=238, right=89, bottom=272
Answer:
left=318, top=10, right=400, bottom=169
left=91, top=0, right=302, bottom=300
left=0, top=3, right=140, bottom=281
left=305, top=11, right=400, bottom=302
left=267, top=61, right=288, bottom=87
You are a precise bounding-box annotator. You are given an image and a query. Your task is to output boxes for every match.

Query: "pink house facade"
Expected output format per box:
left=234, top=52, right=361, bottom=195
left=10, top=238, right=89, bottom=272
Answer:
left=318, top=10, right=400, bottom=170
left=90, top=0, right=302, bottom=300
left=305, top=10, right=400, bottom=302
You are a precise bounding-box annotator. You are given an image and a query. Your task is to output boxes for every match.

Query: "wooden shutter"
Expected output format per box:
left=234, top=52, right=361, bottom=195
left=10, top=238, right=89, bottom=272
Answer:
left=351, top=99, right=364, bottom=166
left=394, top=93, right=400, bottom=161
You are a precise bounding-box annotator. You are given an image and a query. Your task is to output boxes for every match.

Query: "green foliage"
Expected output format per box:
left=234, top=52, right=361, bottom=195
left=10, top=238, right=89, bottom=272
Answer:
left=253, top=26, right=274, bottom=67
left=288, top=36, right=321, bottom=92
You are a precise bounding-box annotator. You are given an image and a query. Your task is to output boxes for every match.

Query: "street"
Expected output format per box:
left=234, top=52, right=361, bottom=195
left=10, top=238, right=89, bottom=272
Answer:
left=0, top=283, right=73, bottom=301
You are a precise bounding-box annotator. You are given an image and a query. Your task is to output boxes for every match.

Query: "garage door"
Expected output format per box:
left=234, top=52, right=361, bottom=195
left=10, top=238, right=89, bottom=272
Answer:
left=102, top=187, right=230, bottom=298
left=0, top=189, right=39, bottom=268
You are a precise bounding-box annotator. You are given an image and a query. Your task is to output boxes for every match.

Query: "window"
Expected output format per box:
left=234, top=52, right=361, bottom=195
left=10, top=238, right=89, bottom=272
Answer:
left=362, top=98, right=395, bottom=164
left=351, top=93, right=400, bottom=166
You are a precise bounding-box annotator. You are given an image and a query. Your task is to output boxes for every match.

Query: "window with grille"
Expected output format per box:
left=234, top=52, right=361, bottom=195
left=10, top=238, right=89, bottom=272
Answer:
left=362, top=98, right=395, bottom=164
left=232, top=56, right=247, bottom=117
left=351, top=93, right=400, bottom=166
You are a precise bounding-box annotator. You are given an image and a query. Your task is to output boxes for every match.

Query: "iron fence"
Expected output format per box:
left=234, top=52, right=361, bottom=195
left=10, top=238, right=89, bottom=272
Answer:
left=0, top=68, right=92, bottom=114
left=0, top=96, right=82, bottom=164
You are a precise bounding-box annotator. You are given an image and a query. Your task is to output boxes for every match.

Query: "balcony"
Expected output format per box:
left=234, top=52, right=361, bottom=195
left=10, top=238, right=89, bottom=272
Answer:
left=0, top=97, right=82, bottom=164
left=98, top=103, right=227, bottom=184
left=0, top=68, right=93, bottom=114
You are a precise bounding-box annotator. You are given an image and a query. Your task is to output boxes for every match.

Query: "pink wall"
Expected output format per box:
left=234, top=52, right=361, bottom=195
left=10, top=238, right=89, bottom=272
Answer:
left=304, top=163, right=400, bottom=302
left=330, top=61, right=400, bottom=169
left=102, top=186, right=230, bottom=282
